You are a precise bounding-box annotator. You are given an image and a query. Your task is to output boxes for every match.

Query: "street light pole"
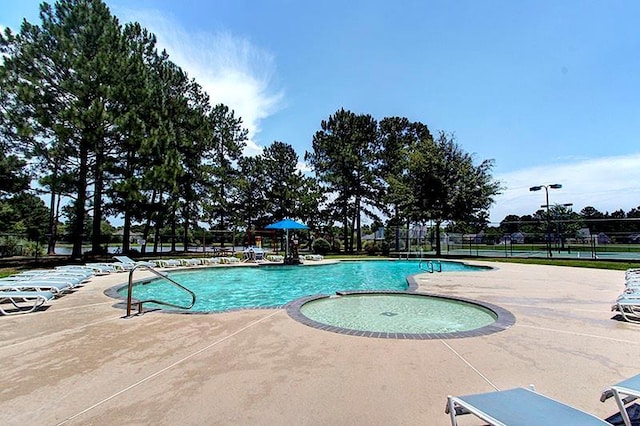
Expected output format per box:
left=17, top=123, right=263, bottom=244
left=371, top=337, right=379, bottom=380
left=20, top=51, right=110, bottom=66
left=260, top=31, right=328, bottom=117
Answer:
left=529, top=183, right=562, bottom=258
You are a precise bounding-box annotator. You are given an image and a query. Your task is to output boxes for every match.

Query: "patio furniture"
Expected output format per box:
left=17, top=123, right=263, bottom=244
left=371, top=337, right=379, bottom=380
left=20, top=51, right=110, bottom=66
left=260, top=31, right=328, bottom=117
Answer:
left=613, top=296, right=640, bottom=323
left=0, top=290, right=55, bottom=315
left=446, top=386, right=610, bottom=425
left=601, top=374, right=640, bottom=426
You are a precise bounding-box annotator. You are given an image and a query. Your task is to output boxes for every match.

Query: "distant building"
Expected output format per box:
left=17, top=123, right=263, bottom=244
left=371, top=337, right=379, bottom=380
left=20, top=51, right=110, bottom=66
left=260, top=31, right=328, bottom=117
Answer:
left=499, top=232, right=524, bottom=244
left=597, top=232, right=610, bottom=244
left=463, top=232, right=485, bottom=243
left=510, top=232, right=525, bottom=244
left=576, top=228, right=591, bottom=243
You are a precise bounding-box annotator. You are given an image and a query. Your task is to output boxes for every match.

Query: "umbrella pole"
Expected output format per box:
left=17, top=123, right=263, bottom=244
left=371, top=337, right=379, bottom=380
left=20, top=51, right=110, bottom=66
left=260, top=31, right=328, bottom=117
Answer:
left=285, top=229, right=289, bottom=259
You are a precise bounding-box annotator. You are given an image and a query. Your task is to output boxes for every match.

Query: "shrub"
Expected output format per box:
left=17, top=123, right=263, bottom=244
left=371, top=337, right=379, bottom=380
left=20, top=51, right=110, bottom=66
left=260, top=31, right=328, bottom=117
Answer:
left=20, top=240, right=43, bottom=257
left=312, top=238, right=331, bottom=255
left=363, top=241, right=378, bottom=255
left=380, top=241, right=390, bottom=256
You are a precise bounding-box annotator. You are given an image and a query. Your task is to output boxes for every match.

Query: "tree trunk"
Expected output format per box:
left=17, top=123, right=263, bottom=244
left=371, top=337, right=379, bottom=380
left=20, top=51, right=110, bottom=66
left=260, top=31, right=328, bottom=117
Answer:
left=435, top=220, right=442, bottom=256
left=122, top=210, right=131, bottom=253
left=141, top=189, right=157, bottom=256
left=219, top=183, right=226, bottom=247
left=350, top=212, right=357, bottom=253
left=170, top=212, right=177, bottom=252
left=71, top=142, right=89, bottom=260
left=342, top=199, right=349, bottom=254
left=47, top=190, right=57, bottom=255
left=182, top=203, right=189, bottom=253
left=405, top=218, right=410, bottom=255
left=393, top=205, right=400, bottom=252
left=91, top=149, right=104, bottom=253
left=355, top=195, right=362, bottom=253
left=152, top=192, right=164, bottom=254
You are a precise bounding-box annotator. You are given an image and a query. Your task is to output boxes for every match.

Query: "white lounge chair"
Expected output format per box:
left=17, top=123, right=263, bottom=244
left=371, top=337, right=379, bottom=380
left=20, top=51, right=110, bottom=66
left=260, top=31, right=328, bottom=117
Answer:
left=178, top=258, right=201, bottom=267
left=0, top=274, right=83, bottom=289
left=304, top=254, right=323, bottom=261
left=154, top=259, right=182, bottom=268
left=16, top=269, right=92, bottom=281
left=113, top=255, right=155, bottom=268
left=85, top=262, right=128, bottom=272
left=446, top=387, right=610, bottom=425
left=601, top=374, right=640, bottom=426
left=243, top=247, right=266, bottom=262
left=0, top=290, right=55, bottom=315
left=57, top=264, right=109, bottom=276
left=0, top=280, right=74, bottom=295
left=613, top=296, right=640, bottom=323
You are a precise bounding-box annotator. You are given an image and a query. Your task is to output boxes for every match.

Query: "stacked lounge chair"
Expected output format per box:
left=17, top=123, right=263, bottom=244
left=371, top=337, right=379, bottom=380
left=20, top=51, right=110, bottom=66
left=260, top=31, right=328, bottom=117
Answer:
left=304, top=254, right=324, bottom=261
left=0, top=265, right=100, bottom=315
left=112, top=255, right=156, bottom=270
left=0, top=269, right=89, bottom=294
left=153, top=259, right=182, bottom=268
left=612, top=268, right=640, bottom=323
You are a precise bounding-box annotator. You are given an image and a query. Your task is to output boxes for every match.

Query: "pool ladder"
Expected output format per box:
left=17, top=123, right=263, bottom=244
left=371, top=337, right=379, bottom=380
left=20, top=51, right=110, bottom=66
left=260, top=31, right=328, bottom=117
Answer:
left=419, top=260, right=442, bottom=273
left=125, top=264, right=196, bottom=317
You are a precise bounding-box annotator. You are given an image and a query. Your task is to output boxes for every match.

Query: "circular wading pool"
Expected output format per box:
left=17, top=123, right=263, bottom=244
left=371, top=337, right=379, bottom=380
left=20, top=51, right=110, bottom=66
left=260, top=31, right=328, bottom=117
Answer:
left=286, top=291, right=515, bottom=339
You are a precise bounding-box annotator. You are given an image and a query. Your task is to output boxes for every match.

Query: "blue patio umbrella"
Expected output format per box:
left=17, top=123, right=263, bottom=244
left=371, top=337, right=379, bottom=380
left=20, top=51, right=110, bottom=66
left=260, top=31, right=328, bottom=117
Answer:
left=265, top=219, right=308, bottom=259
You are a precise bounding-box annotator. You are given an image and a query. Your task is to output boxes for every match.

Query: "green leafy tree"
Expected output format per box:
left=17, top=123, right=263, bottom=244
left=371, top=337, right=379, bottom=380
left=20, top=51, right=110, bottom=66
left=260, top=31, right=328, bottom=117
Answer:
left=0, top=193, right=51, bottom=241
left=549, top=204, right=581, bottom=247
left=1, top=0, right=124, bottom=259
left=234, top=155, right=268, bottom=235
left=262, top=141, right=306, bottom=220
left=500, top=215, right=522, bottom=234
left=175, top=81, right=213, bottom=252
left=106, top=22, right=167, bottom=254
left=306, top=108, right=381, bottom=253
left=204, top=103, right=248, bottom=237
left=0, top=153, right=30, bottom=198
left=580, top=206, right=605, bottom=234
left=408, top=132, right=500, bottom=255
left=378, top=117, right=432, bottom=251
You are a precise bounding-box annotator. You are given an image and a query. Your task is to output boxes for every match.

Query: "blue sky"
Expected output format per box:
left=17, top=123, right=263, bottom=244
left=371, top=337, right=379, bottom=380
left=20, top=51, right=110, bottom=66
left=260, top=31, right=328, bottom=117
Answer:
left=2, top=0, right=639, bottom=223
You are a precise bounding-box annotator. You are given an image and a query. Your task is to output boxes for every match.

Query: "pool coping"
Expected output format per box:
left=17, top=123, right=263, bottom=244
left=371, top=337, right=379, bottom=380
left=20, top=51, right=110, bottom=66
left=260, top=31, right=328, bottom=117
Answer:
left=284, top=290, right=516, bottom=340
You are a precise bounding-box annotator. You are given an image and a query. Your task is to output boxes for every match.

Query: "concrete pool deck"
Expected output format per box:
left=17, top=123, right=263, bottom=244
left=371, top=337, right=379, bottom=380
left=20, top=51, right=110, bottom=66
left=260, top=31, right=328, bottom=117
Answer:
left=1, top=260, right=638, bottom=425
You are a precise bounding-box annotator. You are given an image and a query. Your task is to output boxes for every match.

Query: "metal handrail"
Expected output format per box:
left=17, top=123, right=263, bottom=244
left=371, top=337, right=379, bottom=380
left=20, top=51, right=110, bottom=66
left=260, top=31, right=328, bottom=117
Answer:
left=419, top=260, right=434, bottom=273
left=125, top=264, right=196, bottom=317
left=418, top=259, right=442, bottom=273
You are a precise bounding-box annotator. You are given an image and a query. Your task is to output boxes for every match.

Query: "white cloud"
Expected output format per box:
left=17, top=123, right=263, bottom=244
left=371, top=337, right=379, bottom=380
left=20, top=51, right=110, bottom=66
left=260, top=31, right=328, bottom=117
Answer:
left=490, top=153, right=640, bottom=222
left=118, top=9, right=283, bottom=156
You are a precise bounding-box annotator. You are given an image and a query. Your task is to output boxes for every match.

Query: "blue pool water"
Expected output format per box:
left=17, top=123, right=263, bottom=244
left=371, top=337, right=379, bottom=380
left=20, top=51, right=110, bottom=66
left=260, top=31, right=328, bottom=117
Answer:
left=117, top=260, right=487, bottom=313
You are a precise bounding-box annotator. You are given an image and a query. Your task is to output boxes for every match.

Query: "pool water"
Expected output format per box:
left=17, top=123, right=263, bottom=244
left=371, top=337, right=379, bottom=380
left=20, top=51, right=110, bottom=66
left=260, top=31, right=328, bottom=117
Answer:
left=117, top=260, right=487, bottom=313
left=298, top=293, right=498, bottom=334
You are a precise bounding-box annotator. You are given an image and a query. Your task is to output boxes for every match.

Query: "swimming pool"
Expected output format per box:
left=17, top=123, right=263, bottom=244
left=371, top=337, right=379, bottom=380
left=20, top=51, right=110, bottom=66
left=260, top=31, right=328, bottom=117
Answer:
left=111, top=260, right=489, bottom=313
